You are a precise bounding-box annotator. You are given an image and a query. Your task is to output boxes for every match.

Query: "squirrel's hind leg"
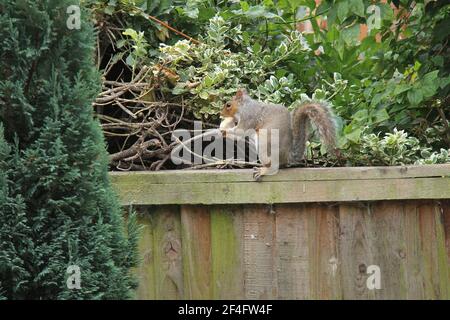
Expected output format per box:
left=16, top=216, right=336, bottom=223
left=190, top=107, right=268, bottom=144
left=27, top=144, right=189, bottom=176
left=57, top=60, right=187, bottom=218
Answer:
left=253, top=127, right=289, bottom=181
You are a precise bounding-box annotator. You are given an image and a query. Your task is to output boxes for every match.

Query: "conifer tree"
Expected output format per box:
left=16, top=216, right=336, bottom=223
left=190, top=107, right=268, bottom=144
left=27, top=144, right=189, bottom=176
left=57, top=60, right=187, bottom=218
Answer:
left=0, top=0, right=138, bottom=299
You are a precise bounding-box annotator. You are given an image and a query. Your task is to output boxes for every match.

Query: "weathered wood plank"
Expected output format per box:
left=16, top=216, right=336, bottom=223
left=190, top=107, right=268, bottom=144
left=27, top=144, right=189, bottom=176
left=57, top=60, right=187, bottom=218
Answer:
left=417, top=201, right=443, bottom=299
left=113, top=176, right=450, bottom=205
left=181, top=205, right=213, bottom=299
left=210, top=205, right=245, bottom=299
left=133, top=209, right=156, bottom=300
left=433, top=201, right=450, bottom=299
left=307, top=204, right=342, bottom=299
left=151, top=206, right=184, bottom=299
left=111, top=164, right=450, bottom=184
left=133, top=201, right=450, bottom=300
left=275, top=204, right=310, bottom=299
left=403, top=201, right=426, bottom=299
left=397, top=200, right=450, bottom=299
left=370, top=201, right=407, bottom=299
left=243, top=205, right=278, bottom=299
left=338, top=203, right=377, bottom=299
left=417, top=201, right=449, bottom=299
left=442, top=200, right=450, bottom=267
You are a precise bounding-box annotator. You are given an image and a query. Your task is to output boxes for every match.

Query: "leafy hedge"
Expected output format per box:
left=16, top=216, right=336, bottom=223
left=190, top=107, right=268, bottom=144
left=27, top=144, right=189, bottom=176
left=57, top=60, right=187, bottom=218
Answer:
left=90, top=0, right=449, bottom=166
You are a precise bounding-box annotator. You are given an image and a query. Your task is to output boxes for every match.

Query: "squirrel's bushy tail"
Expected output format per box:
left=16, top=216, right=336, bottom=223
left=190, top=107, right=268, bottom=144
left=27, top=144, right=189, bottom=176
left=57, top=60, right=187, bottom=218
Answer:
left=290, top=101, right=337, bottom=163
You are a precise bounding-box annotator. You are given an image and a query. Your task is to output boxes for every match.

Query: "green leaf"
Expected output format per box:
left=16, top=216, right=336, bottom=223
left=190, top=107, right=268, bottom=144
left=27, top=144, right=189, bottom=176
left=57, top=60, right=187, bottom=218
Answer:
left=345, top=128, right=362, bottom=143
left=240, top=1, right=250, bottom=11
left=373, top=108, right=389, bottom=123
left=172, top=85, right=187, bottom=95
left=104, top=5, right=114, bottom=15
left=199, top=91, right=209, bottom=100
left=407, top=89, right=423, bottom=106
left=370, top=92, right=386, bottom=107
left=275, top=69, right=288, bottom=78
left=337, top=1, right=349, bottom=22
left=393, top=83, right=411, bottom=95
left=252, top=42, right=261, bottom=54
left=203, top=75, right=214, bottom=87
left=439, top=75, right=450, bottom=89
left=326, top=6, right=337, bottom=26
left=421, top=84, right=437, bottom=98
left=421, top=70, right=439, bottom=97
left=116, top=39, right=126, bottom=48
left=184, top=7, right=199, bottom=19
left=423, top=70, right=439, bottom=83
left=379, top=3, right=394, bottom=22
left=353, top=109, right=368, bottom=122
left=235, top=5, right=278, bottom=19
left=125, top=54, right=135, bottom=67
left=312, top=89, right=326, bottom=100
left=198, top=7, right=216, bottom=21
left=154, top=0, right=172, bottom=15
left=341, top=24, right=360, bottom=46
left=349, top=0, right=365, bottom=17
left=123, top=28, right=138, bottom=39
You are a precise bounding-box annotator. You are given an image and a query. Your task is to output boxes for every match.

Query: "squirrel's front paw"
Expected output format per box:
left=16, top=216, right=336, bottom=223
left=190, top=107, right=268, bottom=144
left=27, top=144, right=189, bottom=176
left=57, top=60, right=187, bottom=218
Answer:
left=253, top=167, right=263, bottom=181
left=220, top=129, right=227, bottom=137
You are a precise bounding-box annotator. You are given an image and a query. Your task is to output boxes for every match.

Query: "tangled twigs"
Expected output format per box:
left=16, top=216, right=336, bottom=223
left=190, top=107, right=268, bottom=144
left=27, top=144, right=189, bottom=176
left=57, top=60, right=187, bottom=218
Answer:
left=171, top=130, right=261, bottom=170
left=95, top=64, right=186, bottom=170
left=95, top=63, right=262, bottom=171
left=110, top=138, right=161, bottom=162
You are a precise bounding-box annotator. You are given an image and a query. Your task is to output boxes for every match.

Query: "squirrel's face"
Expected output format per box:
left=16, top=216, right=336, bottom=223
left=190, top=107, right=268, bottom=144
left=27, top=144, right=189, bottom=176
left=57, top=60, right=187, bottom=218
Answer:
left=220, top=100, right=237, bottom=118
left=220, top=89, right=246, bottom=118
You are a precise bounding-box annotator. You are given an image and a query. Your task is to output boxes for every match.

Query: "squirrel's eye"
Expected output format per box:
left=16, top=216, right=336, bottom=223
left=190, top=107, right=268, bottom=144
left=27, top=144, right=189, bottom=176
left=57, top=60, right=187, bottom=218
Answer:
left=226, top=102, right=232, bottom=109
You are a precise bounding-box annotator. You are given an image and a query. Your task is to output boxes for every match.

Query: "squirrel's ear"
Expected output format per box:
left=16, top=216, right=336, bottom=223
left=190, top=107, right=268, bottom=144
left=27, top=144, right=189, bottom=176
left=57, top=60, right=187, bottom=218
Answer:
left=235, top=88, right=247, bottom=99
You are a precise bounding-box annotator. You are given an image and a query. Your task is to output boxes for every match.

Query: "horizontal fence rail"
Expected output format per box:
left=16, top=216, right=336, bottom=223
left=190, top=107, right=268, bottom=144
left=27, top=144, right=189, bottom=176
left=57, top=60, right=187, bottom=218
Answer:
left=111, top=164, right=450, bottom=205
left=110, top=165, right=450, bottom=300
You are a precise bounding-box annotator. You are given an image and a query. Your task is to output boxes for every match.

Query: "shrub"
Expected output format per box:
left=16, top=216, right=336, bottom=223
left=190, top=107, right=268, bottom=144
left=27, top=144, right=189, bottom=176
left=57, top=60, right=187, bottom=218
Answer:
left=0, top=0, right=138, bottom=299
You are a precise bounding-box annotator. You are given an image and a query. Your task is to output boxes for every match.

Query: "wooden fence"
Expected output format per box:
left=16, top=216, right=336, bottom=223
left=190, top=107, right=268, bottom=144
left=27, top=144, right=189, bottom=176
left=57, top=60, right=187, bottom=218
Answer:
left=111, top=164, right=450, bottom=299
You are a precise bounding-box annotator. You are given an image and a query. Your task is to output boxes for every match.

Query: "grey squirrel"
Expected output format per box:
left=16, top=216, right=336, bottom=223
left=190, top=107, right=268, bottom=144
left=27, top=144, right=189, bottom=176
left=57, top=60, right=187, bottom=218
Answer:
left=220, top=89, right=337, bottom=180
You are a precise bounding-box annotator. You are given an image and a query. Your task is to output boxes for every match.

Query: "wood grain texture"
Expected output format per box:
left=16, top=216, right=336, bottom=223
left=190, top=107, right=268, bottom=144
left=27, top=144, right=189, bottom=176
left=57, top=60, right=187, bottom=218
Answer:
left=403, top=201, right=426, bottom=299
left=151, top=206, right=184, bottom=299
left=370, top=201, right=407, bottom=299
left=131, top=201, right=450, bottom=300
left=134, top=209, right=156, bottom=300
left=275, top=204, right=310, bottom=299
left=113, top=176, right=450, bottom=205
left=338, top=203, right=377, bottom=299
left=243, top=205, right=278, bottom=299
left=111, top=164, right=450, bottom=184
left=415, top=201, right=449, bottom=299
left=181, top=205, right=213, bottom=299
left=442, top=200, right=450, bottom=265
left=433, top=201, right=450, bottom=299
left=210, top=205, right=245, bottom=299
left=307, top=204, right=341, bottom=299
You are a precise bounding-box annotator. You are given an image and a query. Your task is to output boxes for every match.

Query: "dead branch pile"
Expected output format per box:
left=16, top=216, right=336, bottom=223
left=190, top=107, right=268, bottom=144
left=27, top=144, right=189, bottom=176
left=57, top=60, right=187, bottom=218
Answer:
left=93, top=64, right=251, bottom=171
left=94, top=66, right=189, bottom=171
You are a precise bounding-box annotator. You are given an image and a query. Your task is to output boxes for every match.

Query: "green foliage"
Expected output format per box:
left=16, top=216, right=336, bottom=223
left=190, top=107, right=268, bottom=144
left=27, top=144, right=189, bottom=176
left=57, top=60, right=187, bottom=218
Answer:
left=344, top=128, right=450, bottom=166
left=91, top=0, right=449, bottom=164
left=0, top=124, right=29, bottom=300
left=122, top=28, right=149, bottom=75
left=311, top=0, right=450, bottom=150
left=158, top=15, right=310, bottom=118
left=0, top=0, right=138, bottom=299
